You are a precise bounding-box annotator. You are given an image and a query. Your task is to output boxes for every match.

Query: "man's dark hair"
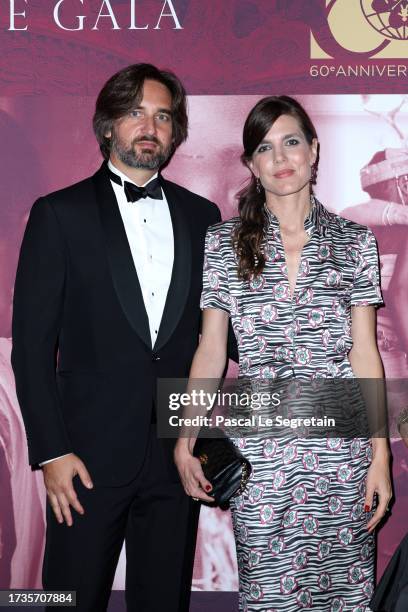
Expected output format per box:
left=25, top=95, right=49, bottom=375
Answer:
left=93, top=63, right=188, bottom=160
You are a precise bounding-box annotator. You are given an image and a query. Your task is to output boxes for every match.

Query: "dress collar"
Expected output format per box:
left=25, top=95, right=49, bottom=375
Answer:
left=264, top=195, right=328, bottom=236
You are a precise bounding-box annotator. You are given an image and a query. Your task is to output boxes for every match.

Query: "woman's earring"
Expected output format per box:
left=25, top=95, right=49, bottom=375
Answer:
left=310, top=163, right=317, bottom=184
left=256, top=178, right=262, bottom=193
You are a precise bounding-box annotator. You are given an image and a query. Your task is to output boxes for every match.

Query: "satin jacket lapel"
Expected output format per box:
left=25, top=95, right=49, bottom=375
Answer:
left=93, top=165, right=152, bottom=349
left=154, top=178, right=192, bottom=351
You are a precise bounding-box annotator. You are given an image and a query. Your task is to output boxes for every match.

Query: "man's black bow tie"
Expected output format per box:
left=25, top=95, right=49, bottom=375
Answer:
left=123, top=178, right=163, bottom=203
left=105, top=165, right=163, bottom=202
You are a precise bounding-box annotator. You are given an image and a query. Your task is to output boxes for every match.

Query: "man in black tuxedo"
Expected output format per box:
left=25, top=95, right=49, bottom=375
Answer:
left=12, top=64, right=221, bottom=611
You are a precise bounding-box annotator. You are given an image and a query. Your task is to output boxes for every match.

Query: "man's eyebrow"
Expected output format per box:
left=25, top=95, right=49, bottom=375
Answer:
left=133, top=105, right=172, bottom=115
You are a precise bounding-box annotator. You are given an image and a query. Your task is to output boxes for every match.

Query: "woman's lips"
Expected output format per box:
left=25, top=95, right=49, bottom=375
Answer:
left=273, top=169, right=295, bottom=178
left=274, top=169, right=295, bottom=179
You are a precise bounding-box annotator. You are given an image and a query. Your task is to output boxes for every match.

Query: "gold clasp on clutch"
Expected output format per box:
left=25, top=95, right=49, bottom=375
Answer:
left=238, top=461, right=251, bottom=494
left=199, top=453, right=208, bottom=465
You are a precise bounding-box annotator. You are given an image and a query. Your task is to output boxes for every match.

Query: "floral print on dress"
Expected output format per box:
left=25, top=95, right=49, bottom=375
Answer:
left=308, top=308, right=325, bottom=328
left=296, top=588, right=313, bottom=608
left=260, top=303, right=278, bottom=323
left=317, top=540, right=333, bottom=560
left=207, top=269, right=220, bottom=290
left=328, top=495, right=343, bottom=515
left=273, top=282, right=290, bottom=302
left=326, top=269, right=342, bottom=287
left=327, top=437, right=343, bottom=450
left=314, top=475, right=330, bottom=495
left=265, top=244, right=281, bottom=262
left=321, top=329, right=331, bottom=347
left=200, top=199, right=381, bottom=611
left=241, top=357, right=252, bottom=375
left=241, top=316, right=255, bottom=335
left=280, top=574, right=298, bottom=595
left=207, top=232, right=221, bottom=251
left=292, top=549, right=308, bottom=570
left=296, top=287, right=314, bottom=306
left=282, top=443, right=298, bottom=465
left=291, top=484, right=308, bottom=504
left=256, top=335, right=267, bottom=353
left=263, top=439, right=277, bottom=458
left=248, top=550, right=263, bottom=568
left=248, top=483, right=266, bottom=504
left=318, top=572, right=332, bottom=591
left=318, top=243, right=332, bottom=260
left=284, top=320, right=301, bottom=341
left=250, top=275, right=265, bottom=292
left=282, top=509, right=298, bottom=528
left=330, top=598, right=345, bottom=612
left=361, top=579, right=374, bottom=599
left=348, top=564, right=365, bottom=584
left=297, top=258, right=310, bottom=279
left=295, top=347, right=312, bottom=365
left=350, top=501, right=364, bottom=521
left=269, top=535, right=285, bottom=556
left=249, top=582, right=264, bottom=601
left=271, top=470, right=286, bottom=491
left=337, top=463, right=353, bottom=483
left=302, top=514, right=319, bottom=535
left=337, top=527, right=354, bottom=546
left=302, top=450, right=319, bottom=471
left=259, top=504, right=275, bottom=524
left=260, top=366, right=276, bottom=380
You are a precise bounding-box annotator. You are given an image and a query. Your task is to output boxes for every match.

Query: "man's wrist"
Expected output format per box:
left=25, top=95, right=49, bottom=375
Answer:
left=39, top=453, right=72, bottom=467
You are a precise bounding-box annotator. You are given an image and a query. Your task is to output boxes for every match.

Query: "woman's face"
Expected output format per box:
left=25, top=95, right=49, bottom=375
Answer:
left=248, top=113, right=318, bottom=199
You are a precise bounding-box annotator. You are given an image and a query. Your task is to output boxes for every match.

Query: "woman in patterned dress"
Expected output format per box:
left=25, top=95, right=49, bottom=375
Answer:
left=175, top=96, right=392, bottom=611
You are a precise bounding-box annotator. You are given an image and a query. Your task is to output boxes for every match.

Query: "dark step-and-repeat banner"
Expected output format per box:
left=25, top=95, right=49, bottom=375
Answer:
left=1, top=0, right=408, bottom=606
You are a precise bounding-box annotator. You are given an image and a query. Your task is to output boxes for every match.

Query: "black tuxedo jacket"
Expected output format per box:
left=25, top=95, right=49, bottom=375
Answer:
left=11, top=163, right=223, bottom=485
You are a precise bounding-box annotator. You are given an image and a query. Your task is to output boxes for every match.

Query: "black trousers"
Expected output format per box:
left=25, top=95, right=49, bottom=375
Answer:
left=43, top=427, right=199, bottom=611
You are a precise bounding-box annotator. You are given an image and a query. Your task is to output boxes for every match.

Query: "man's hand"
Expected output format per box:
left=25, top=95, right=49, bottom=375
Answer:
left=42, top=453, right=93, bottom=526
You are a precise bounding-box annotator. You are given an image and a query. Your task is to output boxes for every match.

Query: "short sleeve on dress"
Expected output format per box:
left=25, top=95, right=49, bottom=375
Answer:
left=200, top=226, right=231, bottom=313
left=351, top=228, right=384, bottom=307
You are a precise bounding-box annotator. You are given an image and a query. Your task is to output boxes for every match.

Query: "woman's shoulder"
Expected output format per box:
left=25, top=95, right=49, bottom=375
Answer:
left=326, top=208, right=374, bottom=241
left=206, top=216, right=241, bottom=236
left=205, top=217, right=240, bottom=258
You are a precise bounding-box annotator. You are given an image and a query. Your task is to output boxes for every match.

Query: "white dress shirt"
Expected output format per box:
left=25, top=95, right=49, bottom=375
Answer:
left=107, top=160, right=174, bottom=346
left=41, top=161, right=174, bottom=466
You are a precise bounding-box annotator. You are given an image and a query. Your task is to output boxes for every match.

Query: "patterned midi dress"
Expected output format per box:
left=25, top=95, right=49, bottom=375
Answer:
left=200, top=198, right=383, bottom=612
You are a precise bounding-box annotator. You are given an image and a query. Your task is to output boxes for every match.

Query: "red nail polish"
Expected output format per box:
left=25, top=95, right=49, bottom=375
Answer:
left=205, top=485, right=212, bottom=492
left=364, top=505, right=370, bottom=512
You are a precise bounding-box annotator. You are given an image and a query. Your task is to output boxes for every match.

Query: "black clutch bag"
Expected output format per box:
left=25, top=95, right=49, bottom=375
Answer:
left=193, top=427, right=252, bottom=509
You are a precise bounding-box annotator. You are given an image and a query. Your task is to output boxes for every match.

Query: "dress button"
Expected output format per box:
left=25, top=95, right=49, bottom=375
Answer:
left=152, top=353, right=160, bottom=362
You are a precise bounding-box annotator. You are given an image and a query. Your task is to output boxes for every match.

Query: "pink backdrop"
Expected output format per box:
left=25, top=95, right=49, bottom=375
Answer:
left=1, top=93, right=408, bottom=590
left=1, top=0, right=408, bottom=596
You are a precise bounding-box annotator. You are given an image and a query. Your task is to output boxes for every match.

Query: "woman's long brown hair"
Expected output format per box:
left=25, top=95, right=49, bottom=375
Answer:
left=234, top=96, right=318, bottom=280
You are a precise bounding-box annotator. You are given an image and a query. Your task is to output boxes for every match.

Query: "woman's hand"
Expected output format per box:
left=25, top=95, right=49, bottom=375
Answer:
left=174, top=442, right=214, bottom=503
left=365, top=454, right=392, bottom=533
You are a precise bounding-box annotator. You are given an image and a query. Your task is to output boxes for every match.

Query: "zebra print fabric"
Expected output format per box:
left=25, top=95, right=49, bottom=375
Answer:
left=200, top=198, right=383, bottom=611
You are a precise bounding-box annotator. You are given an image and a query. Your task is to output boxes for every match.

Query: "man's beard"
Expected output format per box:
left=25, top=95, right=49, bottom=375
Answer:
left=111, top=130, right=172, bottom=170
